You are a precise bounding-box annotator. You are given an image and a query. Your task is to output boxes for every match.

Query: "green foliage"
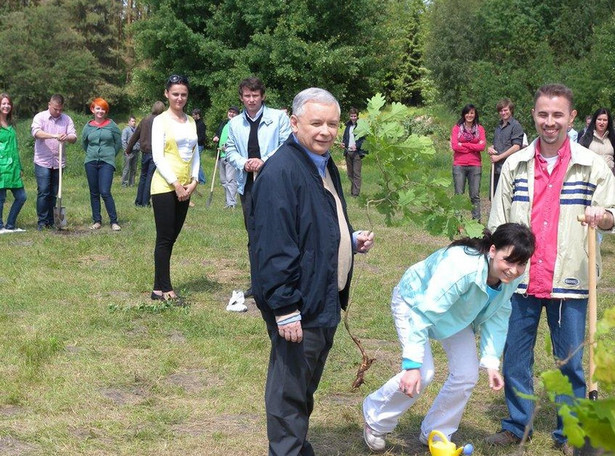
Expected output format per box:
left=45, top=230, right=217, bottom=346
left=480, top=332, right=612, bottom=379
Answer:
left=424, top=0, right=615, bottom=131
left=130, top=0, right=413, bottom=124
left=0, top=5, right=100, bottom=116
left=540, top=307, right=615, bottom=452
left=357, top=94, right=483, bottom=239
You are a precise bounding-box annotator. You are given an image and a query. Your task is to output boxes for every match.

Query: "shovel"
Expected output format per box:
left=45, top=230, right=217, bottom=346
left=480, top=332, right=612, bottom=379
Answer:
left=53, top=141, right=67, bottom=229
left=206, top=147, right=221, bottom=208
left=574, top=215, right=601, bottom=456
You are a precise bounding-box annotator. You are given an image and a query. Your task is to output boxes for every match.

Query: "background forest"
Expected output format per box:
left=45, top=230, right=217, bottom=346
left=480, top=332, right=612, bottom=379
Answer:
left=1, top=0, right=614, bottom=130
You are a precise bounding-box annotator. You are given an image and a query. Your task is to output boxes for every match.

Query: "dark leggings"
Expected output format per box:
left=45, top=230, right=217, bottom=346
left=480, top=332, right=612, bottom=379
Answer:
left=151, top=191, right=190, bottom=292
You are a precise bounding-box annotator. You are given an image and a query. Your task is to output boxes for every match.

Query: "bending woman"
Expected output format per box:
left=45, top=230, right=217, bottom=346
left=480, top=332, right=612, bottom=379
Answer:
left=450, top=104, right=486, bottom=220
left=579, top=108, right=615, bottom=172
left=0, top=93, right=27, bottom=232
left=150, top=75, right=199, bottom=303
left=82, top=97, right=122, bottom=230
left=362, top=223, right=535, bottom=452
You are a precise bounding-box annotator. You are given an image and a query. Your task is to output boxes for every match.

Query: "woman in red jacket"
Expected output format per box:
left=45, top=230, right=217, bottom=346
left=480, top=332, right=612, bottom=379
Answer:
left=450, top=104, right=486, bottom=221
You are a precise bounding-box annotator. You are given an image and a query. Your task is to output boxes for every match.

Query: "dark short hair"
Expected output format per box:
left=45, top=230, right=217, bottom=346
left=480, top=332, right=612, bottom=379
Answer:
left=192, top=108, right=201, bottom=116
left=151, top=101, right=165, bottom=115
left=349, top=107, right=359, bottom=115
left=534, top=84, right=574, bottom=109
left=238, top=77, right=265, bottom=96
left=228, top=106, right=240, bottom=114
left=496, top=98, right=514, bottom=115
left=50, top=94, right=64, bottom=105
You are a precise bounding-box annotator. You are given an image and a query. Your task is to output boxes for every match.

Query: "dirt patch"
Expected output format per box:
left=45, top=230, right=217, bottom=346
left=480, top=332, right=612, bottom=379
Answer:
left=64, top=345, right=83, bottom=354
left=171, top=413, right=262, bottom=437
left=203, top=257, right=246, bottom=284
left=0, top=405, right=24, bottom=417
left=0, top=436, right=37, bottom=455
left=167, top=330, right=187, bottom=344
left=165, top=368, right=224, bottom=392
left=99, top=386, right=149, bottom=406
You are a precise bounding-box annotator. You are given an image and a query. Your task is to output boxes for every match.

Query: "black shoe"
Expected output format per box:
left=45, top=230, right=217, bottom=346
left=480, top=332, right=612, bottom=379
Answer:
left=244, top=287, right=253, bottom=298
left=151, top=292, right=164, bottom=301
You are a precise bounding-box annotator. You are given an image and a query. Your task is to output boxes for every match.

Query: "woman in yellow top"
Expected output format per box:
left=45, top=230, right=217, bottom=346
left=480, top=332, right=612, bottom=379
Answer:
left=150, top=75, right=199, bottom=304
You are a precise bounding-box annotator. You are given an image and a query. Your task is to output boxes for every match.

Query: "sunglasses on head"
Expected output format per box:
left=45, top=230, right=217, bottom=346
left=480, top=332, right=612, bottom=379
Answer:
left=167, top=74, right=189, bottom=85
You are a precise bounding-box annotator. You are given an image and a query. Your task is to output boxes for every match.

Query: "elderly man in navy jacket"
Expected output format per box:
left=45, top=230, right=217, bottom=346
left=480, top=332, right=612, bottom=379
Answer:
left=249, top=87, right=374, bottom=456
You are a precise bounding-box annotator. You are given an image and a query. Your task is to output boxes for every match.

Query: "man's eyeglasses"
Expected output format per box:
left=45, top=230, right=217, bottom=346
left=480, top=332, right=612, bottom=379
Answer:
left=167, top=74, right=189, bottom=86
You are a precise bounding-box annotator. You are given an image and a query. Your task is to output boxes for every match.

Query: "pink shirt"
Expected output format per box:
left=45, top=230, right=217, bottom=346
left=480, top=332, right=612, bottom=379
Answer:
left=450, top=124, right=486, bottom=167
left=528, top=138, right=572, bottom=298
left=31, top=110, right=76, bottom=169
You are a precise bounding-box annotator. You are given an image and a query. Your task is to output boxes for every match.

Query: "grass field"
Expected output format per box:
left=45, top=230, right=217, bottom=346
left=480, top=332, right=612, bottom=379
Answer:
left=1, top=114, right=614, bottom=455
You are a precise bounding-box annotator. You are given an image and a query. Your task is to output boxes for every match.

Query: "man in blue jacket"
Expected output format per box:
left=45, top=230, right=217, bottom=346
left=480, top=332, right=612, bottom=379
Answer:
left=225, top=77, right=291, bottom=297
left=249, top=87, right=374, bottom=456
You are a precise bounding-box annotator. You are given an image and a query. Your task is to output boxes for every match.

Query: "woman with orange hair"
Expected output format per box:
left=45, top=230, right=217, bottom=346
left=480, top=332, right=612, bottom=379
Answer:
left=82, top=97, right=122, bottom=230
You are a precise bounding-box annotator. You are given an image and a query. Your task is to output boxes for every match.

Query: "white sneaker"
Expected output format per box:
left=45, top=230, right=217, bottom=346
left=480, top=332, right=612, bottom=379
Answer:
left=363, top=423, right=386, bottom=452
left=419, top=433, right=429, bottom=446
left=226, top=290, right=247, bottom=312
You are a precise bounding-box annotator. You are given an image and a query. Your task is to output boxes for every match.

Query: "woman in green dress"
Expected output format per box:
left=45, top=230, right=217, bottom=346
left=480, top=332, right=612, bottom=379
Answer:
left=0, top=93, right=27, bottom=232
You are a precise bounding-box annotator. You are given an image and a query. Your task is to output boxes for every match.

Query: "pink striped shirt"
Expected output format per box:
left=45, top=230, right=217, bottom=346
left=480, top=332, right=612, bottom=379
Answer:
left=31, top=110, right=76, bottom=169
left=528, top=138, right=571, bottom=298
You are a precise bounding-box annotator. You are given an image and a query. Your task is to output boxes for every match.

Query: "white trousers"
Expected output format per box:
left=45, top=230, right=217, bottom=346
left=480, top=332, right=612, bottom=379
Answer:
left=363, top=326, right=479, bottom=441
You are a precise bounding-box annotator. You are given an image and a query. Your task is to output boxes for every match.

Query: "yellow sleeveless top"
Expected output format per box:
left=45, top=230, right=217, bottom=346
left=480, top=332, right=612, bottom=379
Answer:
left=151, top=112, right=197, bottom=195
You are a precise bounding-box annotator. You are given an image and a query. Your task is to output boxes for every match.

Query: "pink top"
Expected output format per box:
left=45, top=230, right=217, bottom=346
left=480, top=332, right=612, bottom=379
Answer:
left=450, top=124, right=486, bottom=167
left=528, top=138, right=572, bottom=298
left=31, top=110, right=77, bottom=169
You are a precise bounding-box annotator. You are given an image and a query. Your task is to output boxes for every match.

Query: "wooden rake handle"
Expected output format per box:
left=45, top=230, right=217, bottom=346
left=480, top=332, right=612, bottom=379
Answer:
left=577, top=214, right=598, bottom=399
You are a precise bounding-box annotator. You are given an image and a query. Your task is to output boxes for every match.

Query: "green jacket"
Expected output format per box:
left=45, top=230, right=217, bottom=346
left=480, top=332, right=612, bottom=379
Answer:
left=82, top=120, right=122, bottom=168
left=0, top=125, right=24, bottom=189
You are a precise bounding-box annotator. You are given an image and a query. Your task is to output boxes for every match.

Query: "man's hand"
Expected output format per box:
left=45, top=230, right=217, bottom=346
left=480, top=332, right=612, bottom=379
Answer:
left=399, top=369, right=421, bottom=397
left=490, top=154, right=504, bottom=163
left=487, top=146, right=498, bottom=155
left=244, top=158, right=265, bottom=173
left=487, top=368, right=504, bottom=391
left=276, top=311, right=303, bottom=343
left=583, top=206, right=614, bottom=230
left=356, top=231, right=375, bottom=253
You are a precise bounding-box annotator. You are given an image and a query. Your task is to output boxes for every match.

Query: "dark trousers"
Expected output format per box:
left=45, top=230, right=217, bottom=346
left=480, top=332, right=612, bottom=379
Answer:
left=240, top=174, right=254, bottom=232
left=85, top=160, right=118, bottom=224
left=151, top=191, right=190, bottom=292
left=265, top=326, right=337, bottom=456
left=135, top=152, right=156, bottom=207
left=344, top=151, right=362, bottom=196
left=34, top=164, right=59, bottom=227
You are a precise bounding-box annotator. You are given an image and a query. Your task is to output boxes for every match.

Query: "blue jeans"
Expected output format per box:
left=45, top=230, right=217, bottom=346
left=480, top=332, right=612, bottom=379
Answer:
left=35, top=164, right=59, bottom=227
left=0, top=187, right=27, bottom=229
left=501, top=294, right=587, bottom=444
left=452, top=165, right=481, bottom=220
left=197, top=145, right=207, bottom=184
left=85, top=160, right=118, bottom=224
left=135, top=153, right=156, bottom=206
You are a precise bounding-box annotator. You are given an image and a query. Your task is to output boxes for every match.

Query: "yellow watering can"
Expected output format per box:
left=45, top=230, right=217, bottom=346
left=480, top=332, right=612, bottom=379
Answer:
left=428, top=430, right=474, bottom=456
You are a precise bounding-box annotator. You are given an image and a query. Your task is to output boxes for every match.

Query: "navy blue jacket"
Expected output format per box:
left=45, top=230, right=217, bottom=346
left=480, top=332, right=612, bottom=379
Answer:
left=249, top=137, right=354, bottom=330
left=342, top=120, right=366, bottom=157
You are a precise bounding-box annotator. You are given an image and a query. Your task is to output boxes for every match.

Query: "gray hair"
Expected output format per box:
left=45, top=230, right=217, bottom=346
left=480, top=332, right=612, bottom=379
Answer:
left=292, top=88, right=340, bottom=117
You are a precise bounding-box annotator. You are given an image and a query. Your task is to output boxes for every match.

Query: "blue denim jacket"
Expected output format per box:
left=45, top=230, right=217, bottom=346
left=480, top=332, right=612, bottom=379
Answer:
left=392, top=245, right=524, bottom=370
left=225, top=106, right=291, bottom=195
